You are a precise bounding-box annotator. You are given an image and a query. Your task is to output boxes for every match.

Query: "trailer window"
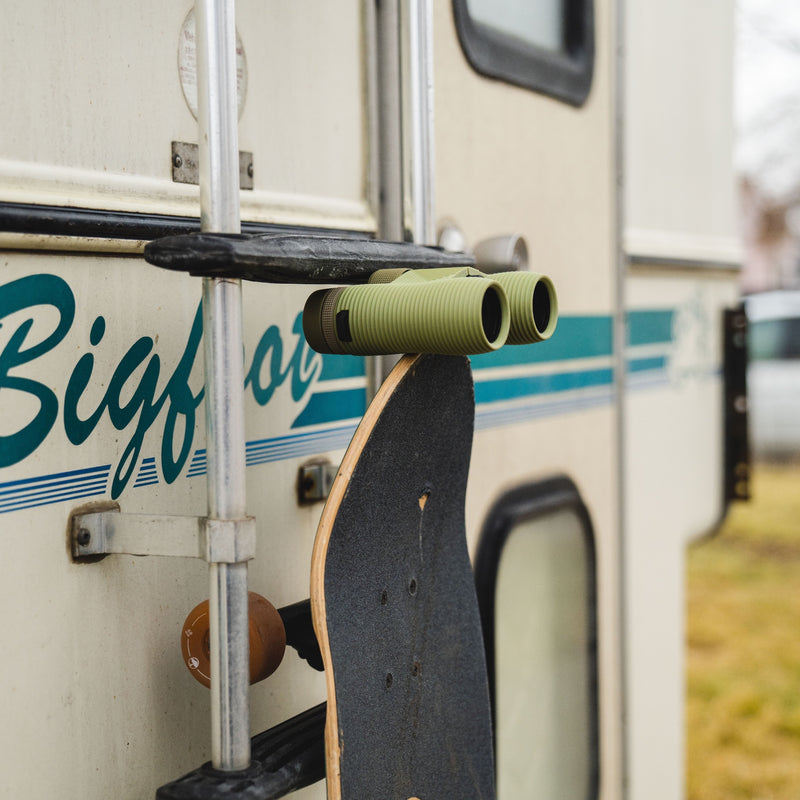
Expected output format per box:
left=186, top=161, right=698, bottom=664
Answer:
left=749, top=317, right=800, bottom=361
left=452, top=0, right=594, bottom=106
left=476, top=477, right=598, bottom=799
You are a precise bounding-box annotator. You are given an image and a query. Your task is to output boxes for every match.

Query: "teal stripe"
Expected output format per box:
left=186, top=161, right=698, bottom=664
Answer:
left=319, top=354, right=366, bottom=381
left=475, top=367, right=614, bottom=404
left=292, top=388, right=367, bottom=428
left=471, top=316, right=612, bottom=369
left=628, top=355, right=667, bottom=373
left=627, top=310, right=674, bottom=346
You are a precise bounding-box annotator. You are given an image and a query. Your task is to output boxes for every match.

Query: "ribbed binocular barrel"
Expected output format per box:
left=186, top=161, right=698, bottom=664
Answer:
left=302, top=267, right=557, bottom=356
left=491, top=271, right=558, bottom=344
left=303, top=268, right=509, bottom=356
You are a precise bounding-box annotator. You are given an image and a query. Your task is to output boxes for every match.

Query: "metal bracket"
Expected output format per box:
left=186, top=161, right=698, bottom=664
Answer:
left=71, top=510, right=256, bottom=563
left=723, top=305, right=750, bottom=502
left=297, top=462, right=338, bottom=505
left=171, top=141, right=254, bottom=190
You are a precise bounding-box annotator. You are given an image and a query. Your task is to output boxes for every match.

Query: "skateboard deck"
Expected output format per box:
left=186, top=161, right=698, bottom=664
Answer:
left=310, top=353, right=495, bottom=800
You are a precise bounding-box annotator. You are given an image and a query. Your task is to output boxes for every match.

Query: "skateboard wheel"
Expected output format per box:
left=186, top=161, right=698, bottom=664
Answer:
left=181, top=592, right=287, bottom=688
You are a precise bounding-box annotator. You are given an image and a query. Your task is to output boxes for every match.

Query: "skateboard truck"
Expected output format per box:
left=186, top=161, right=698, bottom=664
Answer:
left=159, top=598, right=324, bottom=799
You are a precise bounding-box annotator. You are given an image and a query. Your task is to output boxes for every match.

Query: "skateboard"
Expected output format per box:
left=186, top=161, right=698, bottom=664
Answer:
left=310, top=353, right=496, bottom=800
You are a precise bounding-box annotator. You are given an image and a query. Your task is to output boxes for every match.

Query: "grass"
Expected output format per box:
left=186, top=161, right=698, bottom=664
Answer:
left=686, top=461, right=800, bottom=800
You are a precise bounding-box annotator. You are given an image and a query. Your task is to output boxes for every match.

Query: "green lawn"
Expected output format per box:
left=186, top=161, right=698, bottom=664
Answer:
left=687, top=462, right=800, bottom=800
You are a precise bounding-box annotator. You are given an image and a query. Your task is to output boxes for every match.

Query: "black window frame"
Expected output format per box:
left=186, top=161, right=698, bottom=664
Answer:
left=452, top=0, right=594, bottom=107
left=475, top=474, right=600, bottom=797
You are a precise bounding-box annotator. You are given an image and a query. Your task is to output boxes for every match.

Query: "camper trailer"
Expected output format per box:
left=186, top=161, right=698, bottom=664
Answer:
left=0, top=1, right=743, bottom=798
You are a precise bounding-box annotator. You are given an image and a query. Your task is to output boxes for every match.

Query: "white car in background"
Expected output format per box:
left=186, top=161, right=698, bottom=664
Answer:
left=746, top=291, right=800, bottom=458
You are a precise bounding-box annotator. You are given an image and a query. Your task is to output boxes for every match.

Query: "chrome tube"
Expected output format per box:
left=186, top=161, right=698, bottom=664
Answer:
left=371, top=0, right=436, bottom=388
left=402, top=0, right=435, bottom=245
left=195, top=0, right=251, bottom=772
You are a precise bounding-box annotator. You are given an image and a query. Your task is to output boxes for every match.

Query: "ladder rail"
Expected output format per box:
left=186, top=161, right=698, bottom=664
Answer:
left=195, top=0, right=251, bottom=772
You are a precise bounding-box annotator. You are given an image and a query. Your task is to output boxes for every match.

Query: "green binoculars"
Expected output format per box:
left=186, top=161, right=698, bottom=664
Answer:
left=303, top=267, right=557, bottom=356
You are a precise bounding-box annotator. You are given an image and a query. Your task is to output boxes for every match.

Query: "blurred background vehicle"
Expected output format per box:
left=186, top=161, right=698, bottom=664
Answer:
left=746, top=291, right=800, bottom=458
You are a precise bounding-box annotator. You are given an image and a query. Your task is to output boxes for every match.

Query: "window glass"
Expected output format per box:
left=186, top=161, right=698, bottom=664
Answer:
left=476, top=478, right=598, bottom=800
left=466, top=0, right=564, bottom=54
left=495, top=509, right=592, bottom=798
left=452, top=0, right=594, bottom=106
left=749, top=318, right=800, bottom=361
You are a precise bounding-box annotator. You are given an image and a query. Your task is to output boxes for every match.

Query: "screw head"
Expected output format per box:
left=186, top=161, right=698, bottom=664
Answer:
left=247, top=162, right=254, bottom=178
left=173, top=153, right=183, bottom=169
left=76, top=528, right=91, bottom=547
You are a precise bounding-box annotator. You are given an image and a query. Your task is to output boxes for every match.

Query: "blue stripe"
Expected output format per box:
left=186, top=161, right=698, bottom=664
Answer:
left=245, top=426, right=357, bottom=466
left=186, top=449, right=207, bottom=476
left=319, top=354, right=366, bottom=381
left=476, top=386, right=614, bottom=430
left=471, top=316, right=612, bottom=370
left=292, top=388, right=367, bottom=429
left=0, top=464, right=110, bottom=492
left=627, top=355, right=667, bottom=373
left=0, top=469, right=111, bottom=498
left=0, top=477, right=109, bottom=506
left=247, top=428, right=346, bottom=448
left=134, top=457, right=159, bottom=487
left=475, top=367, right=614, bottom=404
left=0, top=482, right=108, bottom=513
left=247, top=436, right=352, bottom=462
left=627, top=372, right=670, bottom=391
left=627, top=310, right=674, bottom=347
left=181, top=427, right=359, bottom=476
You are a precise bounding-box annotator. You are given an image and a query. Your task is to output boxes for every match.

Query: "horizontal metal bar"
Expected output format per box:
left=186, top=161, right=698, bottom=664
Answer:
left=71, top=511, right=255, bottom=563
left=0, top=201, right=371, bottom=242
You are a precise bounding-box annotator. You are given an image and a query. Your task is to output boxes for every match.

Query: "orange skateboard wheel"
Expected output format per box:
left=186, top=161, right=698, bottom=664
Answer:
left=181, top=592, right=287, bottom=688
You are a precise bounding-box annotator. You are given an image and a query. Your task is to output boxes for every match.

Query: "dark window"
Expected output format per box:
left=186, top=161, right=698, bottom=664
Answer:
left=475, top=476, right=599, bottom=798
left=452, top=0, right=594, bottom=106
left=749, top=317, right=800, bottom=361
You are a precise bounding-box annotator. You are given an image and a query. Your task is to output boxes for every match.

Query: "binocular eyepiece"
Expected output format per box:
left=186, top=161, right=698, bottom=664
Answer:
left=303, top=267, right=557, bottom=356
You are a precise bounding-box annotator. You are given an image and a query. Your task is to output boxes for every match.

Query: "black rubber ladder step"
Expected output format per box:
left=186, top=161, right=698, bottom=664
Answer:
left=155, top=702, right=327, bottom=800
left=144, top=232, right=474, bottom=284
